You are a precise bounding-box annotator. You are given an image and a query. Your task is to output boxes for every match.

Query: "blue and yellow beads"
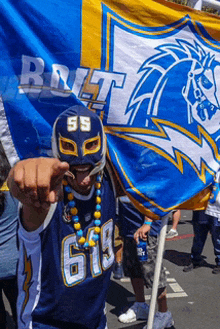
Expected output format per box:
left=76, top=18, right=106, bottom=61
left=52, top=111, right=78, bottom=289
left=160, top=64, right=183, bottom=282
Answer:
left=63, top=174, right=102, bottom=249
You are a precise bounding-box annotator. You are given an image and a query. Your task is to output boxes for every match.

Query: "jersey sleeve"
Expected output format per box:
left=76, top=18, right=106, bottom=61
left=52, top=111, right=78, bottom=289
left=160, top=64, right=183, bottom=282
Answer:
left=17, top=203, right=57, bottom=328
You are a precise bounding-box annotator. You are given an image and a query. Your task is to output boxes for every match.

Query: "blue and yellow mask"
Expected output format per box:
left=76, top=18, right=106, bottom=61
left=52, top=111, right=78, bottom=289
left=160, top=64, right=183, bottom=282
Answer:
left=52, top=105, right=106, bottom=175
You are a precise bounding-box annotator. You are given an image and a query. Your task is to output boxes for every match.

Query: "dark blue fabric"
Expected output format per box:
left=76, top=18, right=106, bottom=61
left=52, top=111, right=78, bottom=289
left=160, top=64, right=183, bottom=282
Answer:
left=118, top=200, right=161, bottom=238
left=33, top=312, right=106, bottom=329
left=0, top=277, right=17, bottom=328
left=150, top=220, right=162, bottom=237
left=119, top=200, right=144, bottom=238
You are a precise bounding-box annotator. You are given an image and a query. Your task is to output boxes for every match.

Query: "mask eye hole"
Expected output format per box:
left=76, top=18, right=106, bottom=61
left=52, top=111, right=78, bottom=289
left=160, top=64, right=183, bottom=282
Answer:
left=61, top=140, right=76, bottom=152
left=85, top=139, right=99, bottom=151
left=59, top=135, right=78, bottom=156
left=83, top=136, right=101, bottom=155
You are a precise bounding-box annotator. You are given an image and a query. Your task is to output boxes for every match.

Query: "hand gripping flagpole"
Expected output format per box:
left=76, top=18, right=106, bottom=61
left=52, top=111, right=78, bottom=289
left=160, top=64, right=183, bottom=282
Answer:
left=146, top=214, right=169, bottom=329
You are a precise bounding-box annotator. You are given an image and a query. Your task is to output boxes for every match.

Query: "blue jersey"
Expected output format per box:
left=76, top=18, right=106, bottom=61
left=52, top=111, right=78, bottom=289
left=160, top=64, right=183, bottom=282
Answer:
left=17, top=173, right=115, bottom=329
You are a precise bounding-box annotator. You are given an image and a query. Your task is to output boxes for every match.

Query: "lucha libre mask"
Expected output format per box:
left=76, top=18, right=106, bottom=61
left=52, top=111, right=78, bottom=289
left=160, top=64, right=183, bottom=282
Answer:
left=52, top=105, right=106, bottom=176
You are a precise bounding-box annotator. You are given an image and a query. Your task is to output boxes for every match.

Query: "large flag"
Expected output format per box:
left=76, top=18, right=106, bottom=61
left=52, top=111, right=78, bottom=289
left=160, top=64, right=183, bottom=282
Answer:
left=1, top=0, right=220, bottom=218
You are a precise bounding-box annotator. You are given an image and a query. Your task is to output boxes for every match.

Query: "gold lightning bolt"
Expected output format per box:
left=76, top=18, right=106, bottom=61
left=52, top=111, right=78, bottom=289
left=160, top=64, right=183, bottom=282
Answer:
left=105, top=118, right=220, bottom=184
left=21, top=246, right=33, bottom=319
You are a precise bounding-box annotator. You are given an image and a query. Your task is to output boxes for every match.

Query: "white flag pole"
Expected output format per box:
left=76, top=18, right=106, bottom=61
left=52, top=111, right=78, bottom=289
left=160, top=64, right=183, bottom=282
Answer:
left=146, top=214, right=169, bottom=329
left=187, top=0, right=203, bottom=10
left=188, top=0, right=220, bottom=11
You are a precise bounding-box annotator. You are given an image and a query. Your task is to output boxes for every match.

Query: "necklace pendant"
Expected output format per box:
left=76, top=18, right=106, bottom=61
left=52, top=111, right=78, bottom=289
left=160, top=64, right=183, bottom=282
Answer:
left=63, top=214, right=72, bottom=223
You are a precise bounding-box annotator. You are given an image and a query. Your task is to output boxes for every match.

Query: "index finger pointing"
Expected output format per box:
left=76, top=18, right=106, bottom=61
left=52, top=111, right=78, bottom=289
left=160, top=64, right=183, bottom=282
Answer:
left=51, top=160, right=70, bottom=180
left=48, top=160, right=69, bottom=203
left=37, top=159, right=69, bottom=204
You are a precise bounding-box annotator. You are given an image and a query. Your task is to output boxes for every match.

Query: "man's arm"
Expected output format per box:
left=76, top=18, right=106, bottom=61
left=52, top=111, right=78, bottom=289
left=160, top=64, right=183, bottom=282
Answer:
left=8, top=157, right=69, bottom=231
left=134, top=216, right=153, bottom=243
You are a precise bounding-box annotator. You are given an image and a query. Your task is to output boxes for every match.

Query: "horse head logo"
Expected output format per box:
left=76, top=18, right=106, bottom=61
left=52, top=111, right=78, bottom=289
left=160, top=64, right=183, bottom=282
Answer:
left=126, top=39, right=220, bottom=139
left=182, top=51, right=220, bottom=127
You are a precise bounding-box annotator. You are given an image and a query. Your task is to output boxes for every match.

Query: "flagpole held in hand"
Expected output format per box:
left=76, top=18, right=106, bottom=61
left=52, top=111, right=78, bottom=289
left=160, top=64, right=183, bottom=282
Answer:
left=146, top=214, right=169, bottom=329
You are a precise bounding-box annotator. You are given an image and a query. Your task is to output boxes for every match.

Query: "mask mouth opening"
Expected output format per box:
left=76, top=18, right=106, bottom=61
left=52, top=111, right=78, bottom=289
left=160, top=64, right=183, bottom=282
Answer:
left=66, top=164, right=93, bottom=180
left=65, top=164, right=97, bottom=190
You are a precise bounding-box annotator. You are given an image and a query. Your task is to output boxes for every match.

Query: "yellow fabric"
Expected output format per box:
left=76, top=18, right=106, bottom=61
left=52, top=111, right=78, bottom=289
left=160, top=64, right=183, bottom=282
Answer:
left=81, top=0, right=220, bottom=71
left=0, top=181, right=9, bottom=191
left=179, top=187, right=211, bottom=211
left=114, top=223, right=123, bottom=248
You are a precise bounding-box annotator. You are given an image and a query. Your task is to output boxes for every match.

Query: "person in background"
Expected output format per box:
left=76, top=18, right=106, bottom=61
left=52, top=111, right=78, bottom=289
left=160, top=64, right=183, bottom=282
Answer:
left=166, top=210, right=181, bottom=239
left=183, top=209, right=220, bottom=273
left=0, top=143, right=19, bottom=329
left=117, top=197, right=174, bottom=329
left=183, top=169, right=220, bottom=273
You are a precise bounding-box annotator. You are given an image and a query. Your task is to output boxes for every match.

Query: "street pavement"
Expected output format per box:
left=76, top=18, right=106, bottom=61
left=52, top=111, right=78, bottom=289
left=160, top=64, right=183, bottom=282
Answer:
left=106, top=210, right=220, bottom=329
left=4, top=210, right=220, bottom=328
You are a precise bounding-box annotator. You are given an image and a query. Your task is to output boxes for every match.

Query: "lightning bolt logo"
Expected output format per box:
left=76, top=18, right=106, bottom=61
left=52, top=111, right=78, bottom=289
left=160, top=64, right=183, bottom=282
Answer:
left=20, top=245, right=33, bottom=324
left=106, top=118, right=220, bottom=184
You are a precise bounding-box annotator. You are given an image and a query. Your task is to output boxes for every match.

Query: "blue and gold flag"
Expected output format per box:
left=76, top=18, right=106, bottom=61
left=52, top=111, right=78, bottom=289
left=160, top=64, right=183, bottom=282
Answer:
left=1, top=0, right=220, bottom=217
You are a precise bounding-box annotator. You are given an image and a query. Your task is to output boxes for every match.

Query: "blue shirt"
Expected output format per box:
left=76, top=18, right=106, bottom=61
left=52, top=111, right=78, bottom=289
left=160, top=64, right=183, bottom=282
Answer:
left=0, top=192, right=19, bottom=279
left=118, top=198, right=161, bottom=237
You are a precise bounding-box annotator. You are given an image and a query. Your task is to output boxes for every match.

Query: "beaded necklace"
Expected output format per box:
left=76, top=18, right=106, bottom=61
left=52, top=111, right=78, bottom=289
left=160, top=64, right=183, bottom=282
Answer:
left=62, top=173, right=102, bottom=249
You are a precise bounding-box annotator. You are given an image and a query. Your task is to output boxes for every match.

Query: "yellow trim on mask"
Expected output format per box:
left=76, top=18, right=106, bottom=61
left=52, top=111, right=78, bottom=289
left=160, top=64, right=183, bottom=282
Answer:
left=59, top=134, right=78, bottom=156
left=83, top=135, right=101, bottom=156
